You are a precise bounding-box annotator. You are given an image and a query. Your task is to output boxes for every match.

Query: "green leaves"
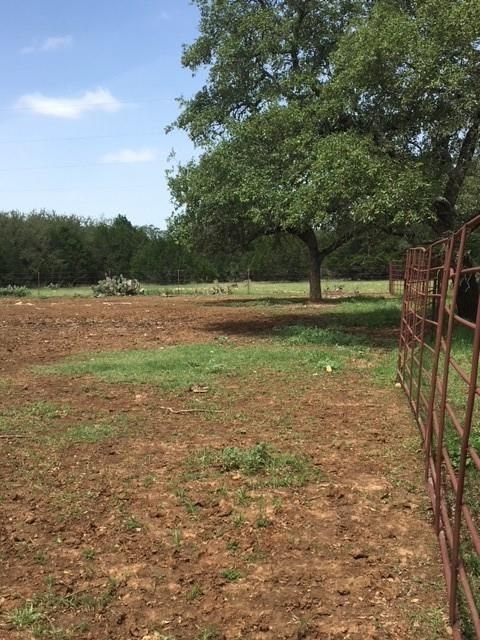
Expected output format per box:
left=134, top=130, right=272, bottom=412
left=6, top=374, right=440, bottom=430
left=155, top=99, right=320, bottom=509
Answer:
left=169, top=0, right=480, bottom=284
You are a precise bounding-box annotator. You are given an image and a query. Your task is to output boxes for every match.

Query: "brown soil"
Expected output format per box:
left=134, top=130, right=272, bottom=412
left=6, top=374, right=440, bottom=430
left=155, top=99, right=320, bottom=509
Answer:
left=0, top=296, right=449, bottom=640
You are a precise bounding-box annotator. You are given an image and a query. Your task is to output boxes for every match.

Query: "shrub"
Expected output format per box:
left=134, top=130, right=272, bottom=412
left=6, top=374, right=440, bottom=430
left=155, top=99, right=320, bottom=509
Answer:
left=92, top=275, right=144, bottom=297
left=0, top=285, right=31, bottom=297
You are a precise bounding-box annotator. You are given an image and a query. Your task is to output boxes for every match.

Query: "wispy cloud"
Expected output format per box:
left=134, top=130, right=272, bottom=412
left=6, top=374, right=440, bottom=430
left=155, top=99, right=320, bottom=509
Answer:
left=21, top=35, right=73, bottom=54
left=16, top=88, right=122, bottom=119
left=101, top=148, right=158, bottom=164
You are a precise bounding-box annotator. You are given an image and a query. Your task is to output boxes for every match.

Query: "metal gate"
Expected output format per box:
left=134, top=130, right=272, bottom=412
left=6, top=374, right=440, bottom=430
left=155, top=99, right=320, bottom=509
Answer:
left=398, top=215, right=480, bottom=638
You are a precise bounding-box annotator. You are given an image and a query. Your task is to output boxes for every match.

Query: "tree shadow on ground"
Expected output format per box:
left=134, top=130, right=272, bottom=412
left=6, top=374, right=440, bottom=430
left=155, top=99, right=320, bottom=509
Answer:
left=205, top=294, right=392, bottom=308
left=203, top=298, right=400, bottom=349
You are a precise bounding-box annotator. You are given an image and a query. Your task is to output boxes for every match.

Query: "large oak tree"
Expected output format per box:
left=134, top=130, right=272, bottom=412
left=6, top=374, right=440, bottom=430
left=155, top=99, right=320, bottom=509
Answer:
left=169, top=0, right=480, bottom=300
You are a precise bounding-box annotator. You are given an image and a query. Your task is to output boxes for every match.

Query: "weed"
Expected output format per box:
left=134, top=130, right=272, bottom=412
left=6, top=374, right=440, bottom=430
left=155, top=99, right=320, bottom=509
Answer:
left=235, top=487, right=251, bottom=506
left=7, top=578, right=119, bottom=636
left=82, top=547, right=96, bottom=561
left=33, top=551, right=47, bottom=565
left=124, top=515, right=142, bottom=532
left=44, top=575, right=55, bottom=590
left=142, top=474, right=156, bottom=488
left=174, top=487, right=198, bottom=516
left=97, top=578, right=119, bottom=609
left=186, top=583, right=203, bottom=601
left=245, top=547, right=266, bottom=563
left=408, top=607, right=447, bottom=639
left=215, top=485, right=229, bottom=498
left=272, top=496, right=283, bottom=511
left=220, top=568, right=241, bottom=582
left=195, top=628, right=220, bottom=640
left=226, top=540, right=239, bottom=553
left=171, top=528, right=182, bottom=549
left=186, top=443, right=321, bottom=488
left=7, top=601, right=43, bottom=628
left=232, top=513, right=245, bottom=528
left=74, top=622, right=90, bottom=634
left=255, top=515, right=271, bottom=528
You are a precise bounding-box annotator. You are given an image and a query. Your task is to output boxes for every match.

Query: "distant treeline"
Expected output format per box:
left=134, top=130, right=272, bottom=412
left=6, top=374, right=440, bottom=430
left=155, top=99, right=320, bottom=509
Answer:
left=0, top=211, right=406, bottom=286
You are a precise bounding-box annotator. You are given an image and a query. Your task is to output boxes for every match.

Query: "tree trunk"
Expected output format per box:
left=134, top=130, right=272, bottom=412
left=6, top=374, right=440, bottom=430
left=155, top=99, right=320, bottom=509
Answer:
left=297, top=228, right=322, bottom=301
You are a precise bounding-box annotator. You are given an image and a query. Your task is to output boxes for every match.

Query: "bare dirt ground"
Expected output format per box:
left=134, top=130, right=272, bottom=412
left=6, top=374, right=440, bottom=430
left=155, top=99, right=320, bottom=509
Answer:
left=0, top=296, right=449, bottom=639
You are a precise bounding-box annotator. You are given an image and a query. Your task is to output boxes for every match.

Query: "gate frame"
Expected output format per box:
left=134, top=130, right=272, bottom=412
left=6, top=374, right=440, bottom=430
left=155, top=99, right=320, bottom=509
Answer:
left=398, top=214, right=480, bottom=638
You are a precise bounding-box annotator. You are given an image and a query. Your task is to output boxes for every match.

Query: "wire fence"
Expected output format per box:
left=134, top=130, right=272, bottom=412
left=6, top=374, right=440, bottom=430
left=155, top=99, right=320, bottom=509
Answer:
left=0, top=269, right=396, bottom=298
left=389, top=259, right=405, bottom=296
left=397, top=214, right=480, bottom=639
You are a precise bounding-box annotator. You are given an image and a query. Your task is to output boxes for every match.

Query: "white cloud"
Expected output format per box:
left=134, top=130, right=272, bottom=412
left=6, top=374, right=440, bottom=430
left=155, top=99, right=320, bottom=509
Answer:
left=101, top=148, right=158, bottom=164
left=16, top=88, right=122, bottom=119
left=21, top=35, right=73, bottom=54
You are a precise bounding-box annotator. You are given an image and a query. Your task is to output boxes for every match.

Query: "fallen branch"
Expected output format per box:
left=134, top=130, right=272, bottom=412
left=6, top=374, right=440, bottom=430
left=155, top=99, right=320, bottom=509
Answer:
left=159, top=406, right=224, bottom=415
left=0, top=434, right=32, bottom=439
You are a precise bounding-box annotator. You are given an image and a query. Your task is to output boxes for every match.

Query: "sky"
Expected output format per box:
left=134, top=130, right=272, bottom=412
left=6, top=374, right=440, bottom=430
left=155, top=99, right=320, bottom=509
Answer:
left=0, top=0, right=203, bottom=228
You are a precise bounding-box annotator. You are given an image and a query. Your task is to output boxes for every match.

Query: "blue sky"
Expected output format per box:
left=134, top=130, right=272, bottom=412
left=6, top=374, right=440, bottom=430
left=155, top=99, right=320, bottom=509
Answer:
left=0, top=0, right=203, bottom=228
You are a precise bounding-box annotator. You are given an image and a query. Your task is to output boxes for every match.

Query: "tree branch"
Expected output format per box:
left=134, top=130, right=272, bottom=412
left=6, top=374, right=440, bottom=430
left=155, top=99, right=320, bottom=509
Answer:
left=444, top=112, right=480, bottom=208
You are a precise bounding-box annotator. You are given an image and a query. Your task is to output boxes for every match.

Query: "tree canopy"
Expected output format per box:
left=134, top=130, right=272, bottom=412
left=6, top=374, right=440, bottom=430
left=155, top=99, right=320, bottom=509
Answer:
left=169, top=0, right=480, bottom=299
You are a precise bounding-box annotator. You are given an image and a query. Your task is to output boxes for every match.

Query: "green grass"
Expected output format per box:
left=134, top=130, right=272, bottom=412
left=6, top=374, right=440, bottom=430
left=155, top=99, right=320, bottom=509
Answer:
left=0, top=401, right=129, bottom=445
left=27, top=279, right=391, bottom=299
left=38, top=342, right=350, bottom=390
left=7, top=602, right=43, bottom=628
left=326, top=298, right=401, bottom=329
left=372, top=348, right=399, bottom=386
left=81, top=547, right=96, bottom=561
left=272, top=325, right=368, bottom=347
left=184, top=443, right=321, bottom=488
left=186, top=583, right=203, bottom=601
left=0, top=401, right=63, bottom=436
left=6, top=579, right=119, bottom=638
left=220, top=568, right=242, bottom=582
left=194, top=628, right=221, bottom=640
left=61, top=421, right=121, bottom=444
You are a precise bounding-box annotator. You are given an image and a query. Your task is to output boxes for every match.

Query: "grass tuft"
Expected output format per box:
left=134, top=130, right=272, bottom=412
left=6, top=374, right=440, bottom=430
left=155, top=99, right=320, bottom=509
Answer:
left=220, top=568, right=242, bottom=582
left=185, top=443, right=321, bottom=488
left=7, top=602, right=43, bottom=628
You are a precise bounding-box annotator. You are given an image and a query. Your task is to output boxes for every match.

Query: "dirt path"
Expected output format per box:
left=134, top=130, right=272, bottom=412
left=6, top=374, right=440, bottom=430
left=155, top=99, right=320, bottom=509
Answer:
left=0, top=297, right=448, bottom=639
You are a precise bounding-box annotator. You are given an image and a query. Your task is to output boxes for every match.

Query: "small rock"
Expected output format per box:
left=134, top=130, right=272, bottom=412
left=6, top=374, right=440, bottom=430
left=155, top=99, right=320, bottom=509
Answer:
left=218, top=500, right=232, bottom=517
left=352, top=549, right=368, bottom=559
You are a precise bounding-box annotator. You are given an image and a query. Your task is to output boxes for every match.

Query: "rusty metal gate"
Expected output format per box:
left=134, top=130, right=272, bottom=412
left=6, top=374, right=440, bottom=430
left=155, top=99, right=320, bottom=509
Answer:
left=398, top=215, right=480, bottom=638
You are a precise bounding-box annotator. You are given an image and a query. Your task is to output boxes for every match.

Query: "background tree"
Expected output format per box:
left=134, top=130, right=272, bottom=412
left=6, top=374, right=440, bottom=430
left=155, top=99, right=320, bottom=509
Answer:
left=329, top=0, right=480, bottom=231
left=168, top=0, right=435, bottom=300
